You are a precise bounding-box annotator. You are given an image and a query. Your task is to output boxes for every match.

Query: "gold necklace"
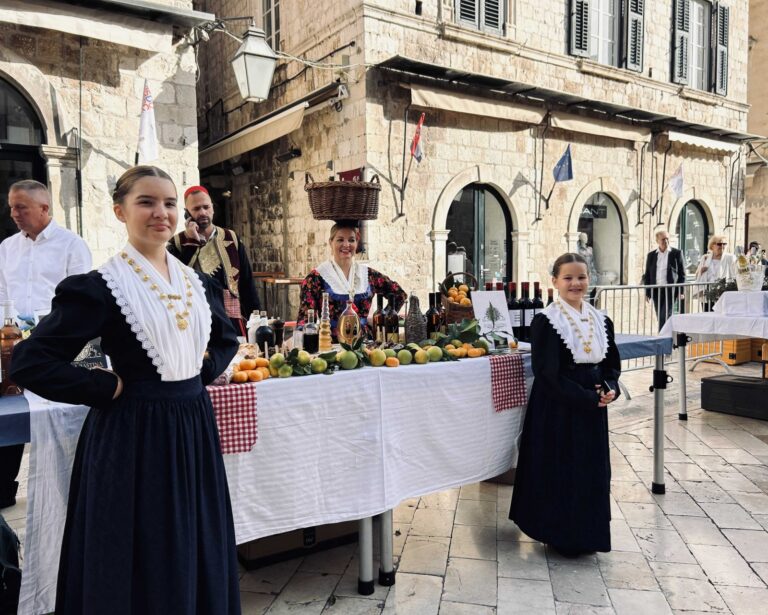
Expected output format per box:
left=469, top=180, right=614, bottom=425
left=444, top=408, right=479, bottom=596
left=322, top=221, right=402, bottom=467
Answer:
left=556, top=300, right=595, bottom=354
left=121, top=252, right=193, bottom=331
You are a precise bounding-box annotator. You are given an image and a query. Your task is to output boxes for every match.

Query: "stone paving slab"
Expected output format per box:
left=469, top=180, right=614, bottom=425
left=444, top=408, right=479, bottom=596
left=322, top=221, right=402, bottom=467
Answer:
left=5, top=362, right=768, bottom=614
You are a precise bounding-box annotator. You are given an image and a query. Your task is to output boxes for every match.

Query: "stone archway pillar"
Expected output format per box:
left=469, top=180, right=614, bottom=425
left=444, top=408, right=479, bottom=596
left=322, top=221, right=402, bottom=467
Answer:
left=430, top=229, right=450, bottom=291
left=41, top=145, right=79, bottom=233
left=510, top=230, right=529, bottom=283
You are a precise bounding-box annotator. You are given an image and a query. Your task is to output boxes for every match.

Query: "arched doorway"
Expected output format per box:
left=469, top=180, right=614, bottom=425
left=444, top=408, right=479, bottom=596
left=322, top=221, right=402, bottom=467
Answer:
left=445, top=184, right=513, bottom=287
left=577, top=192, right=624, bottom=284
left=0, top=76, right=46, bottom=241
left=675, top=200, right=709, bottom=275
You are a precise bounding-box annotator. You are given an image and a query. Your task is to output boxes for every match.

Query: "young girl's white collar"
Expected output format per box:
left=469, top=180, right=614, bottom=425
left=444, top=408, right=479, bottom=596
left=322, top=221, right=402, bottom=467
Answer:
left=543, top=299, right=609, bottom=364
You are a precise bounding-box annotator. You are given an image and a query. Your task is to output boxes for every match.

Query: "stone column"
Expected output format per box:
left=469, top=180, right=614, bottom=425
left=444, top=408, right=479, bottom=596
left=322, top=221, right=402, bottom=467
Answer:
left=510, top=230, right=529, bottom=282
left=40, top=145, right=79, bottom=233
left=565, top=231, right=581, bottom=252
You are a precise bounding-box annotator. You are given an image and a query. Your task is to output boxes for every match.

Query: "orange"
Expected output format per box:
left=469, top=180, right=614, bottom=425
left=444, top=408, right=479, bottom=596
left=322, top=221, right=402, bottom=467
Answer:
left=467, top=348, right=483, bottom=358
left=247, top=369, right=264, bottom=382
left=459, top=297, right=472, bottom=306
left=445, top=344, right=455, bottom=350
left=455, top=347, right=467, bottom=358
left=456, top=291, right=467, bottom=300
left=232, top=364, right=240, bottom=373
left=447, top=287, right=459, bottom=297
left=254, top=357, right=270, bottom=368
left=257, top=366, right=270, bottom=379
left=385, top=357, right=400, bottom=367
left=458, top=284, right=469, bottom=293
left=239, top=359, right=257, bottom=371
left=231, top=371, right=248, bottom=383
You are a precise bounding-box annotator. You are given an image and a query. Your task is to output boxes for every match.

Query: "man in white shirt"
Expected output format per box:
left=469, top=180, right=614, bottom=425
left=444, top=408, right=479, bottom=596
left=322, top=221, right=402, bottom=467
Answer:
left=643, top=229, right=686, bottom=331
left=0, top=179, right=91, bottom=509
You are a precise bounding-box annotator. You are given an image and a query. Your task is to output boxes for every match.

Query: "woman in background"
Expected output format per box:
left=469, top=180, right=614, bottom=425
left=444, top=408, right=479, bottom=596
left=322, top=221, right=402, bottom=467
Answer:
left=694, top=235, right=736, bottom=310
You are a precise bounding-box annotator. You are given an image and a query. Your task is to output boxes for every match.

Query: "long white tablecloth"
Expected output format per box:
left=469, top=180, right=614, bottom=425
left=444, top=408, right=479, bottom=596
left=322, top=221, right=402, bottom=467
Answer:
left=659, top=312, right=768, bottom=340
left=18, top=357, right=528, bottom=615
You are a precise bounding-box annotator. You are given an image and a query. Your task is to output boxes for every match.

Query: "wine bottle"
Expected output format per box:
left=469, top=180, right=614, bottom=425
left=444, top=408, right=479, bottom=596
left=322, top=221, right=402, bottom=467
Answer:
left=385, top=293, right=400, bottom=344
left=0, top=303, right=23, bottom=396
left=485, top=282, right=493, bottom=290
left=532, top=282, right=544, bottom=320
left=255, top=313, right=275, bottom=352
left=507, top=282, right=520, bottom=340
left=303, top=308, right=319, bottom=353
left=338, top=299, right=361, bottom=346
left=371, top=294, right=385, bottom=343
left=519, top=282, right=533, bottom=343
left=426, top=292, right=441, bottom=340
left=495, top=282, right=504, bottom=291
left=547, top=288, right=554, bottom=306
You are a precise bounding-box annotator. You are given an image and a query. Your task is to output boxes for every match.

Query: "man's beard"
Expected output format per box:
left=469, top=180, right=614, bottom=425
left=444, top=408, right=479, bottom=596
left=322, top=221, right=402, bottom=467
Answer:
left=195, top=216, right=211, bottom=231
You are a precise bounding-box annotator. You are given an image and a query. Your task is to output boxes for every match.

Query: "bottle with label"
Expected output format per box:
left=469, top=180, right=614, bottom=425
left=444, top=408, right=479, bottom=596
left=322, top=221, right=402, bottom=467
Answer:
left=547, top=288, right=554, bottom=306
left=532, top=282, right=544, bottom=320
left=318, top=293, right=333, bottom=352
left=519, top=282, right=533, bottom=343
left=426, top=292, right=441, bottom=340
left=0, top=302, right=23, bottom=396
left=385, top=293, right=400, bottom=344
left=371, top=294, right=385, bottom=343
left=507, top=282, right=520, bottom=340
left=337, top=299, right=361, bottom=346
left=303, top=309, right=319, bottom=353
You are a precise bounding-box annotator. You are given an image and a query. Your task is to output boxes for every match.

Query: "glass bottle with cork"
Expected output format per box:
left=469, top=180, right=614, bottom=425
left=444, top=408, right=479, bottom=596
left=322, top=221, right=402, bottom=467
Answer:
left=426, top=292, right=441, bottom=340
left=370, top=295, right=385, bottom=343
left=303, top=309, right=319, bottom=353
left=0, top=301, right=23, bottom=396
left=318, top=292, right=333, bottom=352
left=384, top=293, right=400, bottom=344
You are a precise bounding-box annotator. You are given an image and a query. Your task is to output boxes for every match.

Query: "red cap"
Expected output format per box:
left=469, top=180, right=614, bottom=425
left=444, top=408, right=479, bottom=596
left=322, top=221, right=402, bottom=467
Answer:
left=184, top=185, right=209, bottom=200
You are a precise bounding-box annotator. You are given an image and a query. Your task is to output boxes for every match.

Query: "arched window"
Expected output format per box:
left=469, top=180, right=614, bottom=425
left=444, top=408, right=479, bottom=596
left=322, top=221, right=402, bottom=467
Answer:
left=445, top=184, right=513, bottom=287
left=675, top=201, right=709, bottom=275
left=0, top=76, right=46, bottom=241
left=577, top=192, right=624, bottom=285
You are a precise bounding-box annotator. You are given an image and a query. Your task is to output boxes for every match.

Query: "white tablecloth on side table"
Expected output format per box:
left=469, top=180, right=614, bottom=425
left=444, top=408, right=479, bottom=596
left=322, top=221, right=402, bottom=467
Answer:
left=659, top=313, right=768, bottom=340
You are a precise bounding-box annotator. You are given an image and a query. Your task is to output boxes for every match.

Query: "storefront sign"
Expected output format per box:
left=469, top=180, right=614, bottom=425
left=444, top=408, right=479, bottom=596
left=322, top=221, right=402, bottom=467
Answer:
left=580, top=204, right=607, bottom=219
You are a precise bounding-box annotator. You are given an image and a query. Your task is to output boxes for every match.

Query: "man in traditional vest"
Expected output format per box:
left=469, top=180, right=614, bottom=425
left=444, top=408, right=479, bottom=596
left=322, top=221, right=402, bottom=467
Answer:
left=168, top=185, right=259, bottom=336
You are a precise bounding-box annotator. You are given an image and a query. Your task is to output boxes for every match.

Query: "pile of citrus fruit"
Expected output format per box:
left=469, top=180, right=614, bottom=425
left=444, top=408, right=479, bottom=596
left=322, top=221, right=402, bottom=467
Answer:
left=446, top=284, right=472, bottom=307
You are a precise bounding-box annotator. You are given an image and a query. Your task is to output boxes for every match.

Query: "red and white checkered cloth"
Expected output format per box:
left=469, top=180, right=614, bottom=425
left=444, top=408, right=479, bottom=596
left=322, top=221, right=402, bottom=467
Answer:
left=207, top=383, right=258, bottom=454
left=489, top=353, right=527, bottom=412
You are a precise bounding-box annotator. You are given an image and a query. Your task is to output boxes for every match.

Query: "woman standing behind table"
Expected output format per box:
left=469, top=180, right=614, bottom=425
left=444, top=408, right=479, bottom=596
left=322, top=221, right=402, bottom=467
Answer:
left=509, top=253, right=620, bottom=557
left=297, top=220, right=406, bottom=338
left=695, top=235, right=736, bottom=310
left=10, top=166, right=241, bottom=614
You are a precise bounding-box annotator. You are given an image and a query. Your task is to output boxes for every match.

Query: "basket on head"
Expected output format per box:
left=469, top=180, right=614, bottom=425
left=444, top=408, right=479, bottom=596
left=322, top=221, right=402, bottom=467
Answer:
left=305, top=172, right=381, bottom=220
left=440, top=272, right=478, bottom=324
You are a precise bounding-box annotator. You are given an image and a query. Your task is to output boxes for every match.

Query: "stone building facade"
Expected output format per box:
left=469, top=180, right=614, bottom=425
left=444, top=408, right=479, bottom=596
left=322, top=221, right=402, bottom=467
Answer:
left=0, top=0, right=212, bottom=265
left=196, top=0, right=751, bottom=319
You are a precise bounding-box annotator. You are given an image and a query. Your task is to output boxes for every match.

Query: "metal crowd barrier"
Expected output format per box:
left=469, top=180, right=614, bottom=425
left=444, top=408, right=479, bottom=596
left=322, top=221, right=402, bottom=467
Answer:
left=588, top=281, right=723, bottom=372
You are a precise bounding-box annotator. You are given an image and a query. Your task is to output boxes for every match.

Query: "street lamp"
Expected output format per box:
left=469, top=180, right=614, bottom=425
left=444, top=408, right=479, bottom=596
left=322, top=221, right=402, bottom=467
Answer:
left=230, top=26, right=277, bottom=102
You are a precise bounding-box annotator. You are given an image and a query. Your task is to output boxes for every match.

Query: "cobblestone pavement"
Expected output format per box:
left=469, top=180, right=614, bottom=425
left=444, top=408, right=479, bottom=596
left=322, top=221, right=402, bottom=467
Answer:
left=5, top=361, right=768, bottom=614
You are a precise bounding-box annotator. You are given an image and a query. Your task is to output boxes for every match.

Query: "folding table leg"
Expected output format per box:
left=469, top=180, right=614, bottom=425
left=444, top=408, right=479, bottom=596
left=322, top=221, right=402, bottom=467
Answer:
left=378, top=509, right=395, bottom=586
left=358, top=517, right=374, bottom=595
left=651, top=353, right=670, bottom=494
left=676, top=333, right=688, bottom=421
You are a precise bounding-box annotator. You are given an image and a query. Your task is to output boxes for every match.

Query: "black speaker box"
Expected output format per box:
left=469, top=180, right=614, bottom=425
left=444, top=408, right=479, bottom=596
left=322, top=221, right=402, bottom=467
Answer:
left=701, top=375, right=768, bottom=421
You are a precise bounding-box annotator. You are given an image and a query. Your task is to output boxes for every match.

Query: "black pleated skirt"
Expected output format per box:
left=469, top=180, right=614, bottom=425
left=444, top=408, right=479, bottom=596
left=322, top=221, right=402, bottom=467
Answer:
left=55, top=377, right=241, bottom=615
left=509, top=364, right=612, bottom=553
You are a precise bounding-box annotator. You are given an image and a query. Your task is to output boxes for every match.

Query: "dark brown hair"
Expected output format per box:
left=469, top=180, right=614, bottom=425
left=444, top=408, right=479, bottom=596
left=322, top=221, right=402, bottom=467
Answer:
left=112, top=165, right=174, bottom=204
left=552, top=252, right=588, bottom=277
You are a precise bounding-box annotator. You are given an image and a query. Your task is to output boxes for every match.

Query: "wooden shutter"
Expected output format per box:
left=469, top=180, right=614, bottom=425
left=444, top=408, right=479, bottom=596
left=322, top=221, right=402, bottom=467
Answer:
left=457, top=0, right=479, bottom=28
left=713, top=3, right=729, bottom=95
left=482, top=0, right=504, bottom=34
left=672, top=0, right=691, bottom=85
left=625, top=0, right=645, bottom=72
left=570, top=0, right=591, bottom=57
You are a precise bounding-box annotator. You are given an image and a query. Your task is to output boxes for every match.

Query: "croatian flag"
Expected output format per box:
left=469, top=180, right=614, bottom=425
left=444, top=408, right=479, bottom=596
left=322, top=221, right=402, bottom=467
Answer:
left=137, top=79, right=159, bottom=163
left=553, top=144, right=573, bottom=182
left=668, top=164, right=684, bottom=199
left=410, top=112, right=426, bottom=163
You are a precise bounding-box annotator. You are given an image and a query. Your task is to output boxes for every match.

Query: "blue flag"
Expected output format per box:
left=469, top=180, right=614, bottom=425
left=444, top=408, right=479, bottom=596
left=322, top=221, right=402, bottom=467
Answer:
left=553, top=145, right=573, bottom=183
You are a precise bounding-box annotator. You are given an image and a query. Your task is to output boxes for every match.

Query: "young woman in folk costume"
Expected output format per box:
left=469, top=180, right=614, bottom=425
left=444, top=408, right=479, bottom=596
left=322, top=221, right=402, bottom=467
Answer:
left=509, top=253, right=620, bottom=556
left=11, top=166, right=241, bottom=614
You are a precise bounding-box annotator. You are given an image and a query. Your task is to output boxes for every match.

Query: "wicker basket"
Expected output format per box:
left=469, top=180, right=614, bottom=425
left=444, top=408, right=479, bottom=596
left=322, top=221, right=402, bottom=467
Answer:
left=440, top=272, right=478, bottom=324
left=305, top=173, right=381, bottom=220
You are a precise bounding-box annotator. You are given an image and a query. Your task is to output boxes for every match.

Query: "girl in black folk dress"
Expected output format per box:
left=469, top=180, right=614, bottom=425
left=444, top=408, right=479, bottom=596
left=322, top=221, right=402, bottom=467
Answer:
left=509, top=253, right=621, bottom=557
left=11, top=166, right=241, bottom=614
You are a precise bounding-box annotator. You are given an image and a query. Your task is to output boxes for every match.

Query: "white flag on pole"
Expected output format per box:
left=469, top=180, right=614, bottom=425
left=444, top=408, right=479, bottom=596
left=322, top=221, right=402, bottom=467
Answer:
left=668, top=164, right=684, bottom=199
left=137, top=79, right=159, bottom=163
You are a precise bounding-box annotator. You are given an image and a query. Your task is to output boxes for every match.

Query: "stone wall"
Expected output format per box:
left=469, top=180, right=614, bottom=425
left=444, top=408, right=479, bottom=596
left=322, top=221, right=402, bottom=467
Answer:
left=0, top=2, right=200, bottom=265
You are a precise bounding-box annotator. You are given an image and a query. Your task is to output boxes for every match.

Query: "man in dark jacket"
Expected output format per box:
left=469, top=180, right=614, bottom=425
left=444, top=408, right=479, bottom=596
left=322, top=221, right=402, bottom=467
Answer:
left=168, top=185, right=259, bottom=336
left=644, top=229, right=686, bottom=330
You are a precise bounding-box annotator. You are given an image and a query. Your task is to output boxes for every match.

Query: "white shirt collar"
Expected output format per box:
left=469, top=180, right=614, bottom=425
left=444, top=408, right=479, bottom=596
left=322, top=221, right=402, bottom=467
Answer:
left=542, top=300, right=609, bottom=364
left=24, top=218, right=56, bottom=241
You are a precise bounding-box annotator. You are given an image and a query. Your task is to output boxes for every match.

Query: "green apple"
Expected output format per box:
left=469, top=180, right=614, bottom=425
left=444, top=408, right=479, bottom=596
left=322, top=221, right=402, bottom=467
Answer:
left=339, top=350, right=359, bottom=370
left=310, top=357, right=327, bottom=374
left=427, top=346, right=443, bottom=362
left=278, top=364, right=293, bottom=378
left=414, top=349, right=429, bottom=364
left=397, top=349, right=413, bottom=365
left=297, top=350, right=311, bottom=366
left=269, top=353, right=285, bottom=368
left=369, top=349, right=387, bottom=367
left=383, top=348, right=397, bottom=358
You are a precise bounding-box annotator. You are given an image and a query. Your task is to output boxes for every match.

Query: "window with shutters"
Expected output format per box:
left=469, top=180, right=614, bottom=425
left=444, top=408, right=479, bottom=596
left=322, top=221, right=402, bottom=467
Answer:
left=569, top=0, right=644, bottom=72
left=455, top=0, right=505, bottom=36
left=690, top=0, right=710, bottom=90
left=263, top=0, right=280, bottom=50
left=590, top=0, right=620, bottom=65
